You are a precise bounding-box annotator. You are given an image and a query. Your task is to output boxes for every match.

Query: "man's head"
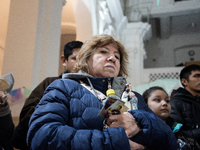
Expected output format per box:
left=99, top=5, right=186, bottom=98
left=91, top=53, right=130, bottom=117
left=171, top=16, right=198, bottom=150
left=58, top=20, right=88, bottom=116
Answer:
left=61, top=41, right=83, bottom=73
left=180, top=64, right=200, bottom=96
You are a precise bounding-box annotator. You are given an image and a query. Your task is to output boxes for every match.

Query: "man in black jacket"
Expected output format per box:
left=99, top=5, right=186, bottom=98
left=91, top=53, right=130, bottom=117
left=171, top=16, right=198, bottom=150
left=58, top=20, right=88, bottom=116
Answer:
left=170, top=64, right=200, bottom=145
left=12, top=41, right=83, bottom=150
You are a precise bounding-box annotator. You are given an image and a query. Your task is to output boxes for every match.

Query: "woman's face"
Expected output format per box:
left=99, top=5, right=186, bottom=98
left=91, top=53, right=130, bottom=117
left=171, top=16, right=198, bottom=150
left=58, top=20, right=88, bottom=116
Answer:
left=147, top=90, right=171, bottom=122
left=87, top=44, right=120, bottom=78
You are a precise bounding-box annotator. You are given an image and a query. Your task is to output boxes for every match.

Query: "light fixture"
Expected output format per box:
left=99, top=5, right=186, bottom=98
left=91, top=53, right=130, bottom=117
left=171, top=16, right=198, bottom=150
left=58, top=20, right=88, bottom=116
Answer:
left=188, top=50, right=195, bottom=56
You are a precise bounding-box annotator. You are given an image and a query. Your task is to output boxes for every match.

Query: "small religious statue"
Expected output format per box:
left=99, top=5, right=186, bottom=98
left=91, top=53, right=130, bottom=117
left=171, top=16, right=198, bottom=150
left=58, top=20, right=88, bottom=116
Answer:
left=122, top=83, right=138, bottom=110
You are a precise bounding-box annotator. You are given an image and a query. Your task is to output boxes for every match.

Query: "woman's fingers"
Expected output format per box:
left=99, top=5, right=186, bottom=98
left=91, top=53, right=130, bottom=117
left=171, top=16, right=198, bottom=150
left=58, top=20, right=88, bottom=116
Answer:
left=107, top=112, right=140, bottom=138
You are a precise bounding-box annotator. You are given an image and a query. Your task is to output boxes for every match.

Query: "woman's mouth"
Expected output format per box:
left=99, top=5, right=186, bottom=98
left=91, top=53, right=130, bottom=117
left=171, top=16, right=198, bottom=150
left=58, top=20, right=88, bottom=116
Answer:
left=105, top=65, right=115, bottom=70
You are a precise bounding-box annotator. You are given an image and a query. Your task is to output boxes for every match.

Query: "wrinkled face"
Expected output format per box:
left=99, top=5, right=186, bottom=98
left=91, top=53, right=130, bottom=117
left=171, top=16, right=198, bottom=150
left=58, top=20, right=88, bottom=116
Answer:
left=147, top=90, right=171, bottom=122
left=63, top=48, right=80, bottom=73
left=182, top=70, right=200, bottom=96
left=87, top=44, right=120, bottom=78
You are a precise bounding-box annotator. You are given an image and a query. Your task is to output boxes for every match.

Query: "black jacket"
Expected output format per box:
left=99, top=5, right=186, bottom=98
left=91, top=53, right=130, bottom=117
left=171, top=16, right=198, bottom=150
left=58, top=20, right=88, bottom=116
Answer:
left=170, top=87, right=200, bottom=144
left=0, top=104, right=14, bottom=150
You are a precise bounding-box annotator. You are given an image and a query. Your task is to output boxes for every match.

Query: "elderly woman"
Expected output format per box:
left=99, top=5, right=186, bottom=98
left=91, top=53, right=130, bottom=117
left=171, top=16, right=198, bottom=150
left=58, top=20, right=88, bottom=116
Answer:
left=27, top=34, right=177, bottom=150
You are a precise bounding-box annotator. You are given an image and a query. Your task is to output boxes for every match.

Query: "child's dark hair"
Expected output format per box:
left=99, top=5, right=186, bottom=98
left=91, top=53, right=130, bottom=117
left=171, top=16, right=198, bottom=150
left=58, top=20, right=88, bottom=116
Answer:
left=142, top=86, right=167, bottom=103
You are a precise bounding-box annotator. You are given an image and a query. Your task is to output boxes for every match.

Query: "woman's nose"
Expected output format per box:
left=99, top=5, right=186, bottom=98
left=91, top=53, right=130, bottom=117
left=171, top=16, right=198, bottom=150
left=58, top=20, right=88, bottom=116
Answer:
left=107, top=54, right=116, bottom=62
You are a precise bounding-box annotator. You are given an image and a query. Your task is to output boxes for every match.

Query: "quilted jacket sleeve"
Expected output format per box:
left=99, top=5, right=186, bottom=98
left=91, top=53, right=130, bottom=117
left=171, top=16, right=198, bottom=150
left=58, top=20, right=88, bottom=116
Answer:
left=129, top=110, right=177, bottom=150
left=27, top=79, right=130, bottom=150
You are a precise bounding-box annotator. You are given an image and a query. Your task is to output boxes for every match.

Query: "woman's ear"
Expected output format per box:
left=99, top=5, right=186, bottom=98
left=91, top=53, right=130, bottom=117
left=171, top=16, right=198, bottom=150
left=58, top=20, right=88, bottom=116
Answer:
left=61, top=55, right=67, bottom=67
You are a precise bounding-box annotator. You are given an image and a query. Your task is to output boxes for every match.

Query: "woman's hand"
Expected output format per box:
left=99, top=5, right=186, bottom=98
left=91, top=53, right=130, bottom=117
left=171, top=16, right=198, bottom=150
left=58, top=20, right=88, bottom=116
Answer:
left=106, top=112, right=140, bottom=138
left=129, top=140, right=147, bottom=150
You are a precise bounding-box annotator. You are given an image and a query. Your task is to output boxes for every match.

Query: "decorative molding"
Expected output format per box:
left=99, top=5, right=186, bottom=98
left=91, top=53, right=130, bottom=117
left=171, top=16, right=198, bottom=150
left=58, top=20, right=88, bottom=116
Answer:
left=98, top=0, right=114, bottom=35
left=174, top=44, right=200, bottom=51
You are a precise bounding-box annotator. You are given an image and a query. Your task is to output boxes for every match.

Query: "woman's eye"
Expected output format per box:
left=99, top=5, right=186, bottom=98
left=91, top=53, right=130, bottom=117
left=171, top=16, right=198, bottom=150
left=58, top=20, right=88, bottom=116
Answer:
left=115, top=55, right=120, bottom=60
left=100, top=50, right=108, bottom=54
left=166, top=100, right=170, bottom=103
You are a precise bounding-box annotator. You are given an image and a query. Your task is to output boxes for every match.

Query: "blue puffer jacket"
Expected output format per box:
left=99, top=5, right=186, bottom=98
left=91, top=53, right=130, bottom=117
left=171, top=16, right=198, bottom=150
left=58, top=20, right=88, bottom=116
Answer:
left=27, top=74, right=177, bottom=150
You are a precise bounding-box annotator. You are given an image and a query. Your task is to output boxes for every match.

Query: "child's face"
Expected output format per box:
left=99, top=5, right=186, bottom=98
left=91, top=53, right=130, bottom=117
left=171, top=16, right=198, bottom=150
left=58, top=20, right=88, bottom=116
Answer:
left=147, top=90, right=171, bottom=122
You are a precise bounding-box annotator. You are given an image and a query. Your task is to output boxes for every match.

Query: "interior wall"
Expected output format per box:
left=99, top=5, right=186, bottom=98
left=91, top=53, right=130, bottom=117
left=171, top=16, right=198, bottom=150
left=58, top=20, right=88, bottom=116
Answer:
left=144, top=32, right=200, bottom=68
left=71, top=0, right=93, bottom=42
left=2, top=0, right=39, bottom=90
left=61, top=0, right=76, bottom=35
left=59, top=0, right=77, bottom=75
left=0, top=0, right=10, bottom=75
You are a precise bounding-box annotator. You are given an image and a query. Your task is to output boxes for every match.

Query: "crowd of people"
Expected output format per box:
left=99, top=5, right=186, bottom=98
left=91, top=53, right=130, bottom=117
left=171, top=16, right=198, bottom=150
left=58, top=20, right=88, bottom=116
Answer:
left=0, top=34, right=200, bottom=150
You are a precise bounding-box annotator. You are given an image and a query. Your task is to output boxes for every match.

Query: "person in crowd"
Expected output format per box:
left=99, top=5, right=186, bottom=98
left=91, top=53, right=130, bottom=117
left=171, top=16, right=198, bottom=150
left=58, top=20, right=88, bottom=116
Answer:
left=0, top=91, right=15, bottom=150
left=12, top=41, right=83, bottom=150
left=142, top=86, right=171, bottom=123
left=170, top=64, right=200, bottom=145
left=27, top=34, right=177, bottom=150
left=143, top=86, right=200, bottom=149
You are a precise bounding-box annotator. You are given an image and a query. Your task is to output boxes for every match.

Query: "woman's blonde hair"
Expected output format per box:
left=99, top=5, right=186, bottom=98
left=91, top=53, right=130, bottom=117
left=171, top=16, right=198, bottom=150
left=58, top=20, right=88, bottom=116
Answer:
left=73, top=34, right=129, bottom=77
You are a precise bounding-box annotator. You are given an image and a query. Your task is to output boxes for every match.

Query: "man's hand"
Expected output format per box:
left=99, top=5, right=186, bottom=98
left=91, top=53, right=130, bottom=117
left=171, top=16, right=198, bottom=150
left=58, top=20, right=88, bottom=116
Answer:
left=107, top=112, right=140, bottom=138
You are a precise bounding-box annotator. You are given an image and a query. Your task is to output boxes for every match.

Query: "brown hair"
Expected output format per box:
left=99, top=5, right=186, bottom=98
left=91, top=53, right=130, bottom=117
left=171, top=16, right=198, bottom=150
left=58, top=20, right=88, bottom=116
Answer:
left=73, top=34, right=129, bottom=77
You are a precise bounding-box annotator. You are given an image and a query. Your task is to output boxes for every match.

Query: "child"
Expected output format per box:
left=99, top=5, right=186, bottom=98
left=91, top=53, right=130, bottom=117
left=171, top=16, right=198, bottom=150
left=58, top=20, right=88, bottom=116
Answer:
left=142, top=86, right=200, bottom=150
left=142, top=86, right=171, bottom=123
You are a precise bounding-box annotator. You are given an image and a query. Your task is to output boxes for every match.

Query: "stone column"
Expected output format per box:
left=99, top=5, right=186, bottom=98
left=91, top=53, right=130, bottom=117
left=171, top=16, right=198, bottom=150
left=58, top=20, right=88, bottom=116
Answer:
left=121, top=22, right=151, bottom=86
left=31, top=0, right=66, bottom=89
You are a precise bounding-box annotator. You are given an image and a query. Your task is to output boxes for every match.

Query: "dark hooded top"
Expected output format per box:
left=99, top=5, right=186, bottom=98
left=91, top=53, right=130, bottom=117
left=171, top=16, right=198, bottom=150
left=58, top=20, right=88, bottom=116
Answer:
left=170, top=87, right=200, bottom=144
